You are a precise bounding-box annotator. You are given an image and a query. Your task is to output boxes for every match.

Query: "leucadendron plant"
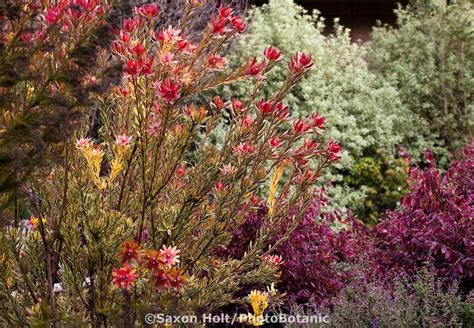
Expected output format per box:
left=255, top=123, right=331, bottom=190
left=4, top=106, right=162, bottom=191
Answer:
left=0, top=1, right=341, bottom=326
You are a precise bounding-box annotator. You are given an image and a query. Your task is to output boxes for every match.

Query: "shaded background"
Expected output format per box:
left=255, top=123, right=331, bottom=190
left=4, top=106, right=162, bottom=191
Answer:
left=252, top=0, right=410, bottom=41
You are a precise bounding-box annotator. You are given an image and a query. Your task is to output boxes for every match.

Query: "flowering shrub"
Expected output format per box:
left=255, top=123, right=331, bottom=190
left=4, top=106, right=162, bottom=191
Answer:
left=0, top=0, right=122, bottom=195
left=370, top=142, right=474, bottom=290
left=0, top=1, right=341, bottom=326
left=224, top=0, right=430, bottom=220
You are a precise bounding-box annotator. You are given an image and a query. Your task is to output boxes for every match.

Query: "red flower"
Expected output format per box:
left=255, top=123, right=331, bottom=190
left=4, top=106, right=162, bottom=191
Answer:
left=167, top=268, right=187, bottom=291
left=136, top=4, right=159, bottom=18
left=211, top=96, right=226, bottom=111
left=230, top=16, right=246, bottom=32
left=274, top=101, right=289, bottom=120
left=209, top=15, right=227, bottom=34
left=125, top=57, right=154, bottom=76
left=156, top=78, right=181, bottom=103
left=245, top=58, right=266, bottom=79
left=121, top=241, right=140, bottom=264
left=326, top=141, right=342, bottom=161
left=206, top=53, right=227, bottom=70
left=257, top=99, right=273, bottom=114
left=293, top=119, right=310, bottom=134
left=311, top=112, right=326, bottom=129
left=215, top=181, right=224, bottom=192
left=144, top=250, right=165, bottom=271
left=45, top=6, right=62, bottom=25
left=290, top=51, right=313, bottom=74
left=154, top=269, right=172, bottom=290
left=263, top=46, right=283, bottom=62
left=122, top=18, right=136, bottom=33
left=218, top=6, right=234, bottom=18
left=112, top=265, right=138, bottom=290
left=269, top=136, right=283, bottom=148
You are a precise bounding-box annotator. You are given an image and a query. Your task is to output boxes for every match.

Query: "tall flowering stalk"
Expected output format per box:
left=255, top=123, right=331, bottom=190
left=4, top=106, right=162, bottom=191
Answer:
left=0, top=1, right=340, bottom=326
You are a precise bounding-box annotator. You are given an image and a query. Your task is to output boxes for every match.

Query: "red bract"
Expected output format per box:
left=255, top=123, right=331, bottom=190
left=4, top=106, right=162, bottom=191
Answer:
left=155, top=78, right=181, bottom=103
left=290, top=51, right=313, bottom=74
left=370, top=142, right=474, bottom=289
left=264, top=46, right=283, bottom=62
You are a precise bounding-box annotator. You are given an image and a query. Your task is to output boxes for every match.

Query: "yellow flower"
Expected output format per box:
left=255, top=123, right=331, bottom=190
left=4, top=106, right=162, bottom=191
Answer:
left=248, top=290, right=269, bottom=326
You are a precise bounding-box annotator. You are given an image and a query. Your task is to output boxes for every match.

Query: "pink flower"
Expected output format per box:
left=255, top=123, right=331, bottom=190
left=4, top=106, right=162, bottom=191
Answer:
left=263, top=254, right=283, bottom=266
left=155, top=78, right=181, bottom=103
left=241, top=115, right=253, bottom=130
left=156, top=26, right=181, bottom=44
left=221, top=164, right=237, bottom=176
left=257, top=99, right=273, bottom=114
left=263, top=46, right=283, bottom=62
left=289, top=51, right=313, bottom=74
left=234, top=142, right=255, bottom=157
left=232, top=99, right=244, bottom=111
left=206, top=54, right=227, bottom=71
left=115, top=134, right=132, bottom=147
left=230, top=16, right=246, bottom=32
left=76, top=137, right=92, bottom=149
left=245, top=58, right=266, bottom=79
left=159, top=245, right=181, bottom=267
left=112, top=265, right=138, bottom=290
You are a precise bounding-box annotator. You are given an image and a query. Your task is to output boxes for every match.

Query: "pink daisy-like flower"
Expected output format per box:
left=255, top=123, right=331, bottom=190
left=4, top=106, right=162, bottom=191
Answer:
left=76, top=137, right=92, bottom=149
left=115, top=134, right=132, bottom=147
left=159, top=245, right=181, bottom=267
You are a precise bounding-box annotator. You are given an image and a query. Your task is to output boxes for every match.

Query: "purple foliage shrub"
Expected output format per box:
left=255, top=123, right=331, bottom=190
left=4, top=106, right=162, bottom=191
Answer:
left=370, top=141, right=474, bottom=290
